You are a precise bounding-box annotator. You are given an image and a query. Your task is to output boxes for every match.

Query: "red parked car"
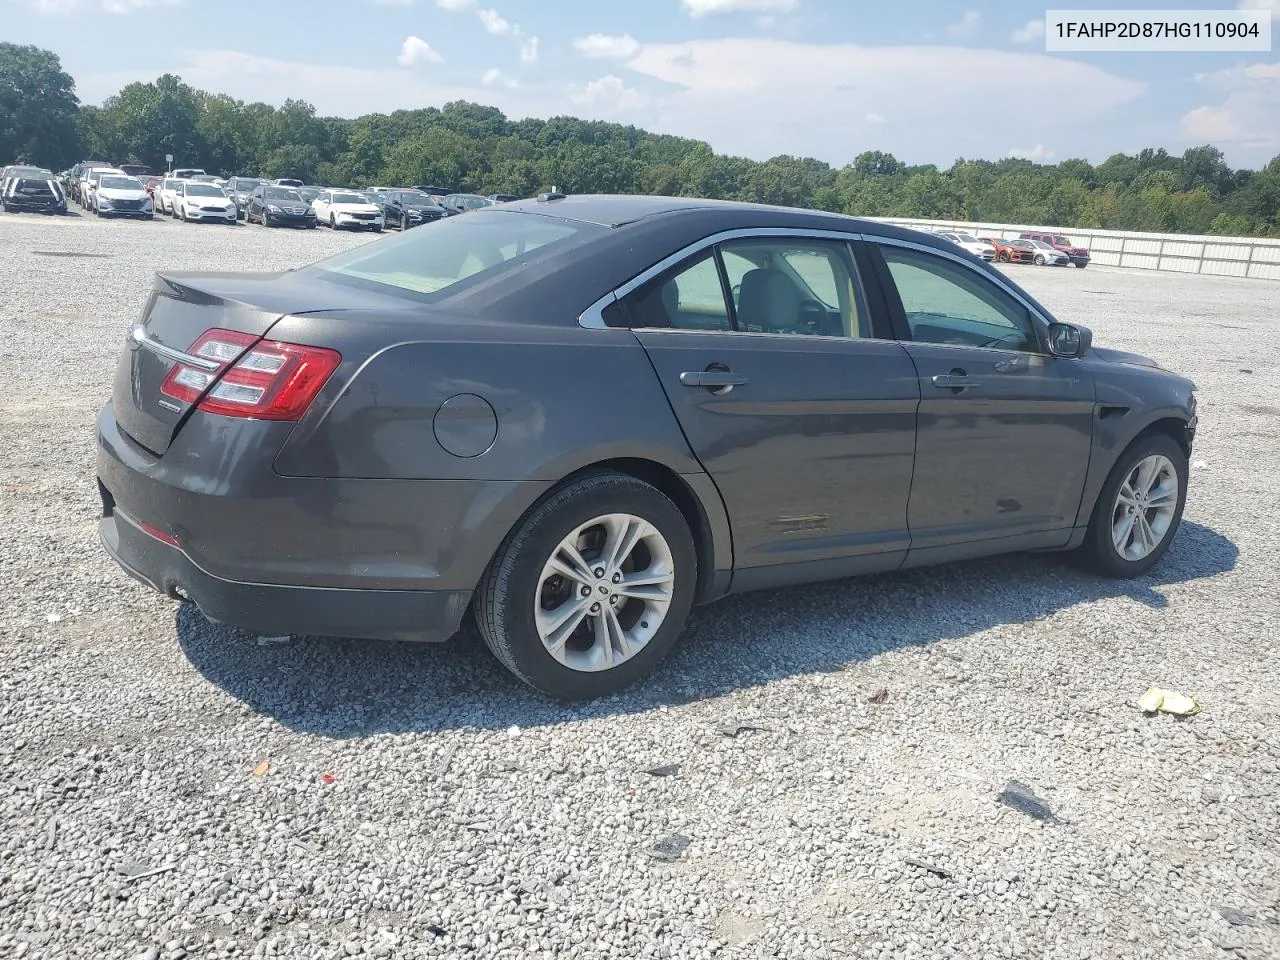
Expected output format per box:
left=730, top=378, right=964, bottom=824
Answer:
left=141, top=176, right=163, bottom=201
left=1018, top=232, right=1090, bottom=268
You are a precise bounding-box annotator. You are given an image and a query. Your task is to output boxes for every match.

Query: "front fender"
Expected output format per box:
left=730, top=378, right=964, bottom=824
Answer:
left=1074, top=360, right=1196, bottom=527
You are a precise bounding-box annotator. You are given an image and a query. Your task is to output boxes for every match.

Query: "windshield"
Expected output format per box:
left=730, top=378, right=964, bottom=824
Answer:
left=400, top=194, right=439, bottom=208
left=310, top=210, right=604, bottom=297
left=332, top=193, right=368, bottom=204
left=451, top=195, right=493, bottom=210
left=298, top=187, right=322, bottom=199
left=234, top=180, right=262, bottom=191
left=14, top=179, right=56, bottom=194
left=264, top=188, right=303, bottom=202
left=1032, top=240, right=1054, bottom=249
left=100, top=176, right=141, bottom=190
left=184, top=183, right=225, bottom=197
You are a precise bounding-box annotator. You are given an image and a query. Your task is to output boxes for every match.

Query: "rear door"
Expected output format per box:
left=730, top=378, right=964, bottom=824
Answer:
left=621, top=234, right=920, bottom=584
left=869, top=240, right=1095, bottom=550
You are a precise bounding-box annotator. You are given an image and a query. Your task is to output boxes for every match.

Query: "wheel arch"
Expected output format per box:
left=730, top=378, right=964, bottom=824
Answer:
left=476, top=457, right=732, bottom=606
left=1076, top=412, right=1193, bottom=528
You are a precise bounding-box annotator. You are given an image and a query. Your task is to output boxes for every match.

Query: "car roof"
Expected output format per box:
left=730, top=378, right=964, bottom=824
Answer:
left=495, top=194, right=938, bottom=244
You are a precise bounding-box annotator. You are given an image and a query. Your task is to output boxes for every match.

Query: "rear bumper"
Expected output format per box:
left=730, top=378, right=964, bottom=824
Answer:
left=99, top=510, right=469, bottom=642
left=95, top=402, right=550, bottom=641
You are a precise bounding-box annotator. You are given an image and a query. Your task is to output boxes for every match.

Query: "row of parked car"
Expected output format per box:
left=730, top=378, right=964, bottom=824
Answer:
left=927, top=230, right=1091, bottom=268
left=34, top=160, right=522, bottom=233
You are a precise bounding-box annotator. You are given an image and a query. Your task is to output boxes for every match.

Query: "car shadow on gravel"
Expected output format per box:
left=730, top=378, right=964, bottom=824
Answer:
left=175, top=520, right=1236, bottom=738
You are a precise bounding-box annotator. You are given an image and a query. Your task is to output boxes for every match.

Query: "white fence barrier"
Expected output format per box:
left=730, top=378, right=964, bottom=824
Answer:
left=865, top=217, right=1280, bottom=281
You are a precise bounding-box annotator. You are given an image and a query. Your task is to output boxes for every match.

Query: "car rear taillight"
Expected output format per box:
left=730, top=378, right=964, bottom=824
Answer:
left=160, top=328, right=341, bottom=421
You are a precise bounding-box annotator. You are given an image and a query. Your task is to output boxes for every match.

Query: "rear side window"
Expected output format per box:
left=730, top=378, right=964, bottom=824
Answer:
left=311, top=210, right=606, bottom=297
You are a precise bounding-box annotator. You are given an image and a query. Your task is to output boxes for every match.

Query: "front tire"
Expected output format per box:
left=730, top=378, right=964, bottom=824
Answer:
left=475, top=473, right=697, bottom=700
left=1034, top=254, right=1046, bottom=265
left=1077, top=433, right=1187, bottom=578
left=1076, top=262, right=1088, bottom=269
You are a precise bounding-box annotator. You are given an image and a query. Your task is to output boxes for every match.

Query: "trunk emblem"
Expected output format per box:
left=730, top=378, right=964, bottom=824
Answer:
left=157, top=399, right=182, bottom=412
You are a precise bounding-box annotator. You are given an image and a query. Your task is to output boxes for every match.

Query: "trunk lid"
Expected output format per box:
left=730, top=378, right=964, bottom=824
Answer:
left=111, top=270, right=416, bottom=455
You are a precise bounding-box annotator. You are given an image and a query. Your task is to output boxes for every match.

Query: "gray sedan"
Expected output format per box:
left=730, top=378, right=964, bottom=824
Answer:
left=97, top=195, right=1197, bottom=699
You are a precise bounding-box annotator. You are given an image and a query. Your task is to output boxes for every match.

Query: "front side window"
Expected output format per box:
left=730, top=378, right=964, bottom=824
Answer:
left=879, top=246, right=1038, bottom=353
left=309, top=209, right=604, bottom=298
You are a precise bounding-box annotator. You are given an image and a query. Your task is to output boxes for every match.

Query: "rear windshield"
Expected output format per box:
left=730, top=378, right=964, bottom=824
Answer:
left=310, top=210, right=604, bottom=297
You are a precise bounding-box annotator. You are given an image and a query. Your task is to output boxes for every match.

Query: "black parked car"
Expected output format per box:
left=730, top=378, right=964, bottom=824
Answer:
left=97, top=195, right=1197, bottom=700
left=412, top=185, right=453, bottom=198
left=244, top=185, right=316, bottom=228
left=380, top=190, right=447, bottom=230
left=226, top=177, right=265, bottom=218
left=2, top=176, right=67, bottom=214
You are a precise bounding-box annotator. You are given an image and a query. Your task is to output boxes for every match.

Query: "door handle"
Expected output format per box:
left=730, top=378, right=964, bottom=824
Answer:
left=680, top=371, right=747, bottom=389
left=931, top=374, right=980, bottom=389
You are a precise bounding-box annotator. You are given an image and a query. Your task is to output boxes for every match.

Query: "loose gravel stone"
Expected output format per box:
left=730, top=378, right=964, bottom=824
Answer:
left=1, top=210, right=1279, bottom=959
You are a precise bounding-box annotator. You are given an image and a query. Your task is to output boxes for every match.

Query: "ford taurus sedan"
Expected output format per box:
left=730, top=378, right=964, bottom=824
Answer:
left=97, top=195, right=1197, bottom=699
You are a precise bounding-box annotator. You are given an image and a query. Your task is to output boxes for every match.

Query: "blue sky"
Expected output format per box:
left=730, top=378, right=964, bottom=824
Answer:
left=5, top=0, right=1278, bottom=168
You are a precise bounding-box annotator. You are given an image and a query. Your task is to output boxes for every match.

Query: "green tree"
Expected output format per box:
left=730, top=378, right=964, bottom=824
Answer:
left=0, top=43, right=81, bottom=168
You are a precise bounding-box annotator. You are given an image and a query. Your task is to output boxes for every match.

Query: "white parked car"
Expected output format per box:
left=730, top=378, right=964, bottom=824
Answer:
left=80, top=167, right=124, bottom=210
left=173, top=180, right=237, bottom=223
left=156, top=177, right=191, bottom=216
left=1009, top=239, right=1071, bottom=266
left=936, top=232, right=996, bottom=261
left=93, top=174, right=154, bottom=219
left=171, top=167, right=207, bottom=180
left=311, top=190, right=385, bottom=231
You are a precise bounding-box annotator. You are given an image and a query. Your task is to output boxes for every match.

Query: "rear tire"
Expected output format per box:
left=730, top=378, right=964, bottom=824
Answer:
left=475, top=472, right=697, bottom=700
left=1076, top=432, right=1187, bottom=579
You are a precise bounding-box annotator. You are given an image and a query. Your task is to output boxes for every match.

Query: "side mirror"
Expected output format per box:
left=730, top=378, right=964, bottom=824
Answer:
left=1048, top=322, right=1092, bottom=358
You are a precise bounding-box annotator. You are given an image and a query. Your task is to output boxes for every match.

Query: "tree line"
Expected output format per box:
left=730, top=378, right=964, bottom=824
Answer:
left=4, top=42, right=1278, bottom=237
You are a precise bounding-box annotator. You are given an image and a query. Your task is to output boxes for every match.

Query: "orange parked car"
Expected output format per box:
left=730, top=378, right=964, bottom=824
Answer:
left=981, top=237, right=1036, bottom=264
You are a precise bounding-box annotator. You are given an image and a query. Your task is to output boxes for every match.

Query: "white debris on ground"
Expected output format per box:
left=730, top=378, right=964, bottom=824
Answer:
left=1, top=211, right=1277, bottom=959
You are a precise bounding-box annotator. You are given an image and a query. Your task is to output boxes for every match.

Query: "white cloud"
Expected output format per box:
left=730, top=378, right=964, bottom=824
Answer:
left=481, top=67, right=519, bottom=88
left=681, top=0, right=796, bottom=17
left=1010, top=19, right=1044, bottom=44
left=477, top=7, right=515, bottom=34
left=437, top=0, right=474, bottom=7
left=573, top=75, right=651, bottom=116
left=521, top=36, right=539, bottom=63
left=624, top=39, right=1144, bottom=163
left=945, top=10, right=979, bottom=39
left=572, top=33, right=642, bottom=59
left=76, top=41, right=1155, bottom=168
left=865, top=111, right=886, bottom=123
left=1008, top=144, right=1054, bottom=160
left=397, top=35, right=444, bottom=66
left=1182, top=61, right=1280, bottom=156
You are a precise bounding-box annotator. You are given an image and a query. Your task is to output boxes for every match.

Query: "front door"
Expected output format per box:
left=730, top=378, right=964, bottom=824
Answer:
left=620, top=237, right=920, bottom=587
left=872, top=243, right=1096, bottom=550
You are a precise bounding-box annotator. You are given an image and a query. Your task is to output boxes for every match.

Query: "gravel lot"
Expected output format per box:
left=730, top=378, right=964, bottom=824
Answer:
left=1, top=209, right=1278, bottom=960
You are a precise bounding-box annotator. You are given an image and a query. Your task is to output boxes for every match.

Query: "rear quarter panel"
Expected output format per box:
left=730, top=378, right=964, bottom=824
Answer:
left=271, top=313, right=704, bottom=482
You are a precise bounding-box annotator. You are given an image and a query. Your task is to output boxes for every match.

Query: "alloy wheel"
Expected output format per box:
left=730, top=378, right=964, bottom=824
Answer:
left=533, top=513, right=675, bottom=673
left=1111, top=454, right=1179, bottom=561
